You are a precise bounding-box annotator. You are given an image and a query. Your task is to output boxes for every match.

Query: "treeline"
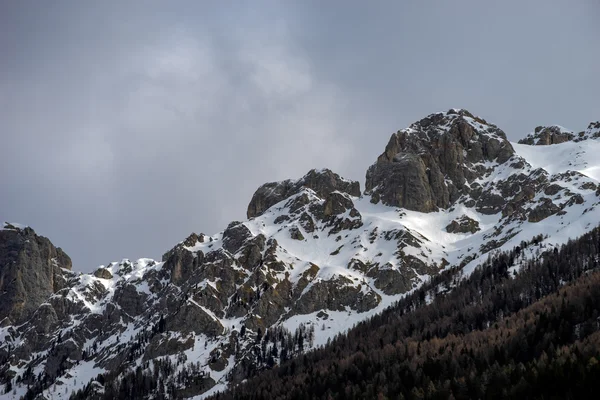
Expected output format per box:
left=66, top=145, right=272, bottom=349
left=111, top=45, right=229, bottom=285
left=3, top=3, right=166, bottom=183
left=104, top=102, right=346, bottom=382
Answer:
left=69, top=355, right=210, bottom=400
left=210, top=226, right=600, bottom=399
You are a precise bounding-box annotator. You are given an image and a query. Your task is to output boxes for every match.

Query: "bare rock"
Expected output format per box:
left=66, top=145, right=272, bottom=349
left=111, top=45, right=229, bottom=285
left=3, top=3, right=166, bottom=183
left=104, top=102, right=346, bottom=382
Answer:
left=237, top=234, right=266, bottom=270
left=168, top=302, right=223, bottom=336
left=298, top=212, right=316, bottom=233
left=113, top=284, right=148, bottom=317
left=30, top=303, right=59, bottom=335
left=93, top=267, right=113, bottom=280
left=293, top=276, right=380, bottom=314
left=0, top=225, right=72, bottom=324
left=44, top=338, right=81, bottom=379
left=366, top=152, right=439, bottom=212
left=544, top=183, right=565, bottom=196
left=164, top=244, right=201, bottom=285
left=369, top=267, right=413, bottom=295
left=323, top=192, right=355, bottom=217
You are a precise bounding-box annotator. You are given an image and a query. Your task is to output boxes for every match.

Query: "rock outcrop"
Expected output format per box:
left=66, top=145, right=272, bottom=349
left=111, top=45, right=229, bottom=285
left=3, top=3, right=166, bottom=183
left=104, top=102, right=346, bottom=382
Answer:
left=365, top=109, right=514, bottom=212
left=222, top=222, right=253, bottom=254
left=293, top=276, right=380, bottom=314
left=528, top=198, right=561, bottom=223
left=0, top=223, right=72, bottom=325
left=446, top=216, right=480, bottom=234
left=518, top=122, right=600, bottom=145
left=93, top=267, right=113, bottom=279
left=518, top=125, right=574, bottom=145
left=247, top=168, right=361, bottom=218
left=576, top=121, right=600, bottom=141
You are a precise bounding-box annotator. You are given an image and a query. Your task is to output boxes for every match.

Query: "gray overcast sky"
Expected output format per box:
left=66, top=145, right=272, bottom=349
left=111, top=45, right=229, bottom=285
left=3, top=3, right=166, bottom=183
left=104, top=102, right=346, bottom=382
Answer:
left=1, top=0, right=598, bottom=272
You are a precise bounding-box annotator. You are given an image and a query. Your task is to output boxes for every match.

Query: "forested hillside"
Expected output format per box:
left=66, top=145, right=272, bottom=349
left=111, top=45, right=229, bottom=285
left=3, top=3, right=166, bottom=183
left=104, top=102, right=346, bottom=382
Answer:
left=206, top=227, right=600, bottom=400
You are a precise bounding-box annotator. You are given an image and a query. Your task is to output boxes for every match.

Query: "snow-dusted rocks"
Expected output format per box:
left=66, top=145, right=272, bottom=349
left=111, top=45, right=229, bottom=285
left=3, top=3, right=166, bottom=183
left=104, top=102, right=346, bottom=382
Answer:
left=518, top=121, right=600, bottom=145
left=581, top=121, right=600, bottom=141
left=446, top=215, right=480, bottom=234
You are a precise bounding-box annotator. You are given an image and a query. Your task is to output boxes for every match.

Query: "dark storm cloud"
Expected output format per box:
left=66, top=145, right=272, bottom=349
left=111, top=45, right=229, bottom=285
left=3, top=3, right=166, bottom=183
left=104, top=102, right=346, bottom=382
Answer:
left=1, top=1, right=598, bottom=271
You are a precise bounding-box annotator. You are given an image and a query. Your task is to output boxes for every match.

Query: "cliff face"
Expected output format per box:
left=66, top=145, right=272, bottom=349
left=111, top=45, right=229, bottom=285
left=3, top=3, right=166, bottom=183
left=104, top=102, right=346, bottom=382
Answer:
left=0, top=223, right=71, bottom=325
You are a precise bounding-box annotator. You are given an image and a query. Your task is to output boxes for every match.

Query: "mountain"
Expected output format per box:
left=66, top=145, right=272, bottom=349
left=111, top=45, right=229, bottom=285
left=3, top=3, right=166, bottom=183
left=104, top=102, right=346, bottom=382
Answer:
left=1, top=109, right=599, bottom=399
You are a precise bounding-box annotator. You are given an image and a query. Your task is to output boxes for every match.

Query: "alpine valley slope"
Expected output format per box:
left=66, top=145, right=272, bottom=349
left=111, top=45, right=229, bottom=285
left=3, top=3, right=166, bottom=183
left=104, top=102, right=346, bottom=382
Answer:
left=1, top=109, right=599, bottom=399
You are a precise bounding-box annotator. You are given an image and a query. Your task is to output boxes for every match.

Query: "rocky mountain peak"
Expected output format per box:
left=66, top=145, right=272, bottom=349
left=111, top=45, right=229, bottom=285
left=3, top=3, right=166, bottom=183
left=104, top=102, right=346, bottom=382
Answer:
left=0, top=223, right=71, bottom=325
left=246, top=168, right=361, bottom=218
left=365, top=109, right=514, bottom=212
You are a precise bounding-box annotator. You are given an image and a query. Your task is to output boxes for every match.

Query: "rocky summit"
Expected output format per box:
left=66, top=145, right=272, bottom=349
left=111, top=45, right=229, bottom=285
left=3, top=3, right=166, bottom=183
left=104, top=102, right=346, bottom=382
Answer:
left=366, top=109, right=514, bottom=212
left=1, top=110, right=600, bottom=400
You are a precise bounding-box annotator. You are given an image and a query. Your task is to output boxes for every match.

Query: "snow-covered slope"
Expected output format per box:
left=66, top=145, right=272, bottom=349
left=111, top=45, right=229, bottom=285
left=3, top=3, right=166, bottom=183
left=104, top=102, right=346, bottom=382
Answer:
left=513, top=138, right=600, bottom=182
left=1, top=110, right=599, bottom=400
